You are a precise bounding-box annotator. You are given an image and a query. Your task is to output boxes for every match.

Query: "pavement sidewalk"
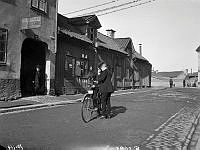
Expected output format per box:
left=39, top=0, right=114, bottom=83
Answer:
left=0, top=87, right=165, bottom=114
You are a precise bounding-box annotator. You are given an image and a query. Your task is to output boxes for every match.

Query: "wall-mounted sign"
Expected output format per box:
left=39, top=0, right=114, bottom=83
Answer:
left=21, top=16, right=41, bottom=29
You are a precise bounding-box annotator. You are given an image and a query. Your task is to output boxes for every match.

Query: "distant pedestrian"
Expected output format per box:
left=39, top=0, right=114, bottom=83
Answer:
left=183, top=79, right=186, bottom=87
left=169, top=78, right=173, bottom=88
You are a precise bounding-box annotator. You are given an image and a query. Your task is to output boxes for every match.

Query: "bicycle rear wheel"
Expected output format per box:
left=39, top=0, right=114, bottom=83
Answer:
left=81, top=94, right=93, bottom=123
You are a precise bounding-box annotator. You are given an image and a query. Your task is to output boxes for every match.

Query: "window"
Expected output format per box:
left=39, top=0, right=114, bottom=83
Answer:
left=0, top=28, right=8, bottom=63
left=80, top=53, right=89, bottom=77
left=31, top=0, right=39, bottom=8
left=87, top=28, right=95, bottom=41
left=65, top=55, right=76, bottom=77
left=31, top=0, right=48, bottom=13
left=90, top=28, right=94, bottom=41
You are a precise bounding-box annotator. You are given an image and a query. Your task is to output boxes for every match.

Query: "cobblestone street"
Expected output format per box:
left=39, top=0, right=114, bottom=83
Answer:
left=0, top=87, right=200, bottom=149
left=142, top=88, right=200, bottom=150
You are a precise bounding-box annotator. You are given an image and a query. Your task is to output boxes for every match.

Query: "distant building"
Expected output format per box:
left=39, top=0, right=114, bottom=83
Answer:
left=155, top=71, right=186, bottom=79
left=152, top=71, right=187, bottom=87
left=185, top=72, right=198, bottom=87
left=0, top=0, right=58, bottom=100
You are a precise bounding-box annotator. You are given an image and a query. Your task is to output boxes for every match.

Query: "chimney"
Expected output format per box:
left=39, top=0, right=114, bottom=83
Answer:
left=139, top=44, right=142, bottom=55
left=106, top=29, right=116, bottom=38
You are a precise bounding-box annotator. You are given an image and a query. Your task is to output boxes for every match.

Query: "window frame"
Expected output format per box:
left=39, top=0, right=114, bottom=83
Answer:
left=79, top=52, right=89, bottom=77
left=0, top=28, right=8, bottom=64
left=31, top=0, right=48, bottom=14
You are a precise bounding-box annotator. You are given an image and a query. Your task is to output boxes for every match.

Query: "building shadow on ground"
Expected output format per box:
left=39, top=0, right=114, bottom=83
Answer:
left=110, top=106, right=127, bottom=118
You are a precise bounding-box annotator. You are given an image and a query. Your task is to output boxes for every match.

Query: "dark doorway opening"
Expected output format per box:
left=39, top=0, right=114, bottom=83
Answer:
left=20, top=38, right=47, bottom=97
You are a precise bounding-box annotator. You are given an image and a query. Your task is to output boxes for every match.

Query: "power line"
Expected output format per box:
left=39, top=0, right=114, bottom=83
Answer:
left=62, top=0, right=121, bottom=15
left=81, top=0, right=142, bottom=16
left=97, top=0, right=155, bottom=16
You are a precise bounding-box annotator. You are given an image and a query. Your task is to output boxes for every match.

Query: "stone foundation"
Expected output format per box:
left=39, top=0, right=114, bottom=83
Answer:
left=0, top=79, right=21, bottom=101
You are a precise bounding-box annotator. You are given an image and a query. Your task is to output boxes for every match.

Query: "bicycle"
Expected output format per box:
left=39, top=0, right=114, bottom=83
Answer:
left=81, top=80, right=102, bottom=123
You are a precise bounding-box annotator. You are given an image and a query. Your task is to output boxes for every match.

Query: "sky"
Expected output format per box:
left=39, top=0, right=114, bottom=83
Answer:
left=58, top=0, right=200, bottom=72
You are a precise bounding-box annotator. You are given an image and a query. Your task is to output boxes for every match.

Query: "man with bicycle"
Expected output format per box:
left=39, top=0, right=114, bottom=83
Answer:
left=97, top=62, right=114, bottom=119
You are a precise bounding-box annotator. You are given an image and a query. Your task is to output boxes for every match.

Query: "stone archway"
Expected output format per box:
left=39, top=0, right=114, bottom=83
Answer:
left=20, top=38, right=47, bottom=97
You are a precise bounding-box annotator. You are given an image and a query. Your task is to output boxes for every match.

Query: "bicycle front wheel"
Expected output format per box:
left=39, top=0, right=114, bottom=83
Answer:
left=81, top=94, right=93, bottom=123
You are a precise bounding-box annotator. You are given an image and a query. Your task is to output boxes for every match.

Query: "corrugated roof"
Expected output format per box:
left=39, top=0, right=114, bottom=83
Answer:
left=97, top=32, right=128, bottom=55
left=115, top=38, right=150, bottom=62
left=60, top=29, right=92, bottom=44
left=58, top=14, right=81, bottom=33
left=114, top=38, right=131, bottom=51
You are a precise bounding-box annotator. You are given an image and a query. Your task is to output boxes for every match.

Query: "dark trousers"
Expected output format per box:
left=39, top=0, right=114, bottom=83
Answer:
left=101, top=92, right=111, bottom=116
left=170, top=83, right=173, bottom=88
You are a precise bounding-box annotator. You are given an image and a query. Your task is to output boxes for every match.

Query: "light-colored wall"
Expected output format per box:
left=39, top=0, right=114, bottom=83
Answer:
left=0, top=0, right=57, bottom=99
left=0, top=0, right=57, bottom=79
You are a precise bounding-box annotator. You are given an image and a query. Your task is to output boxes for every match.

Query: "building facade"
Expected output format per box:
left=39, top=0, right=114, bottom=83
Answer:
left=55, top=14, right=101, bottom=95
left=55, top=14, right=152, bottom=95
left=0, top=0, right=57, bottom=100
left=97, top=32, right=130, bottom=90
left=115, top=38, right=152, bottom=88
left=133, top=53, right=152, bottom=87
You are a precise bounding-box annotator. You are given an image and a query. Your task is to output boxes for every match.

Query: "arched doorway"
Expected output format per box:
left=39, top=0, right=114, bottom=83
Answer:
left=20, top=38, right=47, bottom=97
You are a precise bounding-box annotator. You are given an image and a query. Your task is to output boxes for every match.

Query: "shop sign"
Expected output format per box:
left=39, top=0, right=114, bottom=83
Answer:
left=21, top=16, right=41, bottom=29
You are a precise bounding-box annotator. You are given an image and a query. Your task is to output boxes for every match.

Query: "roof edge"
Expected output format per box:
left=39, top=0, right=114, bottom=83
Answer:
left=196, top=45, right=200, bottom=52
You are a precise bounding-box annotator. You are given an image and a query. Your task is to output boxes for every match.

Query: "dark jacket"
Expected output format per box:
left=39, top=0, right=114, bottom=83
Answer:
left=98, top=69, right=114, bottom=93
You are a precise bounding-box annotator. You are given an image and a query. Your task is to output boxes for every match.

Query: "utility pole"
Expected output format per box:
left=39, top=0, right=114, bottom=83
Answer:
left=139, top=43, right=142, bottom=88
left=94, top=35, right=98, bottom=78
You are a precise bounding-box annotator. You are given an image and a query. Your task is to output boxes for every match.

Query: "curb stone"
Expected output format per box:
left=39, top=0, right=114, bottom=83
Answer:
left=0, top=99, right=81, bottom=114
left=186, top=110, right=200, bottom=150
left=0, top=87, right=166, bottom=114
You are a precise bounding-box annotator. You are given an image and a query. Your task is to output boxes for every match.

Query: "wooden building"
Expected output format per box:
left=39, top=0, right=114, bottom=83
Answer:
left=114, top=37, right=152, bottom=88
left=55, top=14, right=101, bottom=95
left=97, top=33, right=131, bottom=90
left=132, top=51, right=152, bottom=87
left=55, top=14, right=152, bottom=95
left=0, top=0, right=57, bottom=100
